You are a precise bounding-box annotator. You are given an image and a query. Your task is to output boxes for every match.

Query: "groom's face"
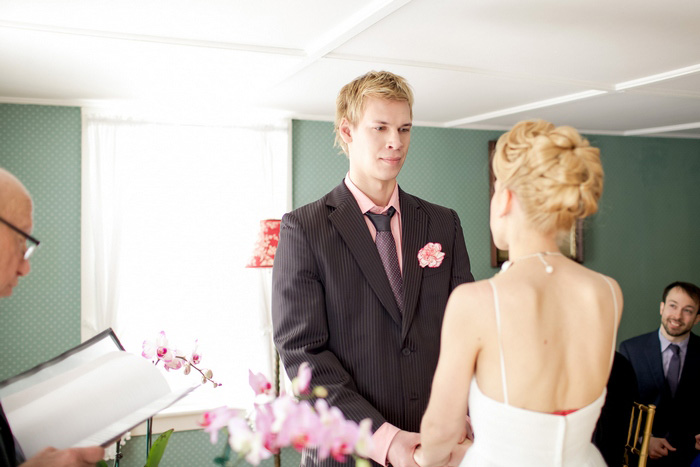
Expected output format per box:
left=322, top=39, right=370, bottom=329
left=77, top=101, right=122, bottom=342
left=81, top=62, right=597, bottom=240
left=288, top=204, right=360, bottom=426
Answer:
left=342, top=96, right=412, bottom=190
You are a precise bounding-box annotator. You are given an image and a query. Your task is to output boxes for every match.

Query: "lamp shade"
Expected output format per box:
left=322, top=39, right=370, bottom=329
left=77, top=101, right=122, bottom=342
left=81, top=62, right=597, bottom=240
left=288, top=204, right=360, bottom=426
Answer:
left=245, top=219, right=281, bottom=268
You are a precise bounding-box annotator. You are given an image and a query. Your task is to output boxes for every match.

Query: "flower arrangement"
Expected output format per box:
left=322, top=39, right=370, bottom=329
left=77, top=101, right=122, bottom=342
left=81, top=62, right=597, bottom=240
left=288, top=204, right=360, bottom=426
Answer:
left=142, top=331, right=220, bottom=387
left=200, top=363, right=373, bottom=467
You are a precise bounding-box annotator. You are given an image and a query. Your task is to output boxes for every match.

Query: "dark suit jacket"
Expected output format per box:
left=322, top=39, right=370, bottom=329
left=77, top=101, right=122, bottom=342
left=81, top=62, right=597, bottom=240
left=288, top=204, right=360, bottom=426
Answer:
left=620, top=330, right=700, bottom=466
left=1, top=403, right=18, bottom=467
left=272, top=182, right=474, bottom=467
left=592, top=351, right=639, bottom=467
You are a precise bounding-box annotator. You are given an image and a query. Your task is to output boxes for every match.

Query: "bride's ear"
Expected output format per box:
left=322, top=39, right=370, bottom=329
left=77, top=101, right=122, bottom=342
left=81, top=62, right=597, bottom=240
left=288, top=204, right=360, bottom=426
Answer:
left=495, top=187, right=514, bottom=218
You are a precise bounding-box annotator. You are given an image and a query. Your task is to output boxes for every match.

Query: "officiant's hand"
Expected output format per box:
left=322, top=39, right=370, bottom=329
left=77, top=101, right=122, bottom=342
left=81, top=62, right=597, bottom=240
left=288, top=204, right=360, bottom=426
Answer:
left=695, top=433, right=700, bottom=450
left=20, top=445, right=105, bottom=467
left=387, top=430, right=421, bottom=467
left=648, top=437, right=676, bottom=459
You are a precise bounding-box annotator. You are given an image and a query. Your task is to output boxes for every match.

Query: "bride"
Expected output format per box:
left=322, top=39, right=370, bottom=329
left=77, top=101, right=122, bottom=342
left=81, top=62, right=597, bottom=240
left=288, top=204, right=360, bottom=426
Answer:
left=413, top=120, right=623, bottom=466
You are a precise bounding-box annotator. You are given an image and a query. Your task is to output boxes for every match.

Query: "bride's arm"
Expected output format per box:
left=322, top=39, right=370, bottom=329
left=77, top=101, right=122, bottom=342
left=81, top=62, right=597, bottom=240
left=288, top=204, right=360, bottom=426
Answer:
left=414, top=282, right=488, bottom=467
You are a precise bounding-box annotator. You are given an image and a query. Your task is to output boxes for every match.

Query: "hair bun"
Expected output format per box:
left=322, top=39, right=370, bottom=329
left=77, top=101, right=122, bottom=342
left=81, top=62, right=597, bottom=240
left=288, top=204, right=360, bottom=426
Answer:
left=493, top=120, right=604, bottom=233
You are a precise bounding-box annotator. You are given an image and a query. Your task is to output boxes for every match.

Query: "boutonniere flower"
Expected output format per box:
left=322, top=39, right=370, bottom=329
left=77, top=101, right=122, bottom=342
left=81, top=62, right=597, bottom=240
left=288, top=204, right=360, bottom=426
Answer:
left=417, top=242, right=445, bottom=268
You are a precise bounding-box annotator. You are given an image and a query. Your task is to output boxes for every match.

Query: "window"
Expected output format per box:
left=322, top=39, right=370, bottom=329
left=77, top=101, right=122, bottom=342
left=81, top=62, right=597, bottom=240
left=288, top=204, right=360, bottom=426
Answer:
left=81, top=111, right=289, bottom=414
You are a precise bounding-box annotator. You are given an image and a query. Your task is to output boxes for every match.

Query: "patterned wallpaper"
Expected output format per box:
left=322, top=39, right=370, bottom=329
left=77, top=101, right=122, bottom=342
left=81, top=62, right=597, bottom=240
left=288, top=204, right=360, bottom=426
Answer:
left=0, top=104, right=82, bottom=380
left=1, top=104, right=700, bottom=466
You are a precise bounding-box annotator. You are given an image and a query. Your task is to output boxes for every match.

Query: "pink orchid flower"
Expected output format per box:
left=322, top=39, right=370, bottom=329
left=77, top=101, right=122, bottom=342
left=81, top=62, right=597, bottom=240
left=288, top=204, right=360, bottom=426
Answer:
left=249, top=370, right=273, bottom=396
left=292, top=362, right=312, bottom=396
left=142, top=331, right=175, bottom=363
left=199, top=406, right=238, bottom=444
left=189, top=339, right=202, bottom=365
left=354, top=418, right=374, bottom=458
left=164, top=353, right=184, bottom=371
left=228, top=417, right=273, bottom=465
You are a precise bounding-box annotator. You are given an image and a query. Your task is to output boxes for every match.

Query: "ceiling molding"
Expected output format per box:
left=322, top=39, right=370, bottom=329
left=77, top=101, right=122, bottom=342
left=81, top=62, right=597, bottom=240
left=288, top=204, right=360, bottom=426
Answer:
left=443, top=90, right=608, bottom=127
left=615, top=64, right=700, bottom=91
left=325, top=53, right=614, bottom=91
left=0, top=20, right=303, bottom=55
left=271, top=0, right=413, bottom=84
left=624, top=121, right=700, bottom=136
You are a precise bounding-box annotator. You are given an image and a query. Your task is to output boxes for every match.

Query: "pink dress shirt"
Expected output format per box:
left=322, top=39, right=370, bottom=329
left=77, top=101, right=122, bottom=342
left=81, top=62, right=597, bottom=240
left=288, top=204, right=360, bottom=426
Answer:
left=344, top=175, right=403, bottom=465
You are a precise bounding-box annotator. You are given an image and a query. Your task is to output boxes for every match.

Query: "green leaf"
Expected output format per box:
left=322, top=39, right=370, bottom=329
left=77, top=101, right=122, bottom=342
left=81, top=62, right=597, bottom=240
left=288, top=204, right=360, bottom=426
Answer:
left=144, top=428, right=174, bottom=467
left=355, top=457, right=371, bottom=467
left=96, top=461, right=109, bottom=467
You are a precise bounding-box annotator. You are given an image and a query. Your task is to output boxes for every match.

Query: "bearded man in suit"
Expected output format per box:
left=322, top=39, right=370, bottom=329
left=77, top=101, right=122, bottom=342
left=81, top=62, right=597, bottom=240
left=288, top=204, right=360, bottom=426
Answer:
left=271, top=71, right=474, bottom=467
left=620, top=281, right=700, bottom=466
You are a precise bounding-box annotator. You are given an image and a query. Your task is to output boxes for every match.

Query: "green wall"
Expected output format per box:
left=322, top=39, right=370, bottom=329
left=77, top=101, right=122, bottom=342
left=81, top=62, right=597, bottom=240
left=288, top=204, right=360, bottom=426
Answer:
left=1, top=104, right=699, bottom=465
left=0, top=104, right=82, bottom=378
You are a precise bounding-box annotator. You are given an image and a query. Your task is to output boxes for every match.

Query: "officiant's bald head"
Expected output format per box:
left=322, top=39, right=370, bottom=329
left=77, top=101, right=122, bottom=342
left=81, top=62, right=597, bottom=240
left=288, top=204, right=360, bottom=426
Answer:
left=0, top=167, right=34, bottom=297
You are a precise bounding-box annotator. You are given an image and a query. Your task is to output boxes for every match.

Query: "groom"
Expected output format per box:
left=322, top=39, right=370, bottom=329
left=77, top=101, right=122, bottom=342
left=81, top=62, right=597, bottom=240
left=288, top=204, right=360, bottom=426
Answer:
left=271, top=70, right=474, bottom=467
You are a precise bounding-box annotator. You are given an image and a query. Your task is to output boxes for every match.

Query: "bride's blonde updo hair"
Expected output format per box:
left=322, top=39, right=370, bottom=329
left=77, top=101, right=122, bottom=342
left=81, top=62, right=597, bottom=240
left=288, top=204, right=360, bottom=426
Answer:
left=493, top=119, right=603, bottom=233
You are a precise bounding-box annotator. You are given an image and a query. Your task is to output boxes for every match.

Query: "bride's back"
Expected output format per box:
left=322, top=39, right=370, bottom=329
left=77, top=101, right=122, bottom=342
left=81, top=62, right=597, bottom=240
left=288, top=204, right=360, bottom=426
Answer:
left=474, top=259, right=620, bottom=413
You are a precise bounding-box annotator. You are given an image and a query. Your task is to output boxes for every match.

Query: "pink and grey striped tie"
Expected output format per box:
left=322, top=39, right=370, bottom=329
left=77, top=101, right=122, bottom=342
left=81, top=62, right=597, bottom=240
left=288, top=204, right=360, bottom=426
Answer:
left=366, top=207, right=403, bottom=312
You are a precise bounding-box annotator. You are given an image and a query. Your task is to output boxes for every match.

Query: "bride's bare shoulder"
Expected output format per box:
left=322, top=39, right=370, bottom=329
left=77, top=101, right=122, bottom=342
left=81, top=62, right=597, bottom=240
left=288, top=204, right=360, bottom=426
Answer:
left=447, top=279, right=495, bottom=314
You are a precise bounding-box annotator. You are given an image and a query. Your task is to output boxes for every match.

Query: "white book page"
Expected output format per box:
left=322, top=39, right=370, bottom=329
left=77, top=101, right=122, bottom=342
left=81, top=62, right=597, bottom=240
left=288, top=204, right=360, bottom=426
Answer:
left=3, top=352, right=192, bottom=458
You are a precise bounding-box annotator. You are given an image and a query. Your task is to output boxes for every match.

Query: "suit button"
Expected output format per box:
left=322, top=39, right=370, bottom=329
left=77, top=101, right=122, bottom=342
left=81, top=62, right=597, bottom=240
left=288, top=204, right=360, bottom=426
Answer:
left=402, top=348, right=411, bottom=356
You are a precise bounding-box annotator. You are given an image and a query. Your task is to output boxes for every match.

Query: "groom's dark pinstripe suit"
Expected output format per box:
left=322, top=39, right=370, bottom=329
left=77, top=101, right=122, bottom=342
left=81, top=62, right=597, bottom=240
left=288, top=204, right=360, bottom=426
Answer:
left=272, top=181, right=474, bottom=467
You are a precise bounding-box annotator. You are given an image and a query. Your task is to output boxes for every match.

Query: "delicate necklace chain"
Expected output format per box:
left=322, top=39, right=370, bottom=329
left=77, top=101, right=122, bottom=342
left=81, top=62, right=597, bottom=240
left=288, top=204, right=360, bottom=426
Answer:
left=500, top=251, right=563, bottom=274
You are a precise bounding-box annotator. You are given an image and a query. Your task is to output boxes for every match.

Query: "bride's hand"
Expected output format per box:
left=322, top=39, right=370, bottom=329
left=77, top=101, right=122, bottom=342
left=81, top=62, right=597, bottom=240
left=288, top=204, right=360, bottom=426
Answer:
left=413, top=445, right=450, bottom=467
left=446, top=438, right=473, bottom=467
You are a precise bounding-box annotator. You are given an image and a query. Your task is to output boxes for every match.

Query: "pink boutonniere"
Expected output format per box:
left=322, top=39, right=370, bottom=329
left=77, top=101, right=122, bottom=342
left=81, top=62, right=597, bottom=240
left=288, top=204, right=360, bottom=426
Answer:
left=417, top=242, right=445, bottom=268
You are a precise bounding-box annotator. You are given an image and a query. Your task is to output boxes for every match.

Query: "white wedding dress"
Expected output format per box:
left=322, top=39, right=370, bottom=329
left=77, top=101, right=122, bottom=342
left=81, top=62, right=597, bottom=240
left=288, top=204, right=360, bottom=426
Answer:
left=459, top=277, right=618, bottom=466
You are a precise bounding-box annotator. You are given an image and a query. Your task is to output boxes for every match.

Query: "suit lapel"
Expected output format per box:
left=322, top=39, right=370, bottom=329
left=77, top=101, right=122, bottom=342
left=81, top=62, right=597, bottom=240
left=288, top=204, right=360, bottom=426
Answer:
left=645, top=333, right=666, bottom=404
left=327, top=183, right=402, bottom=326
left=677, top=333, right=700, bottom=395
left=399, top=190, right=428, bottom=340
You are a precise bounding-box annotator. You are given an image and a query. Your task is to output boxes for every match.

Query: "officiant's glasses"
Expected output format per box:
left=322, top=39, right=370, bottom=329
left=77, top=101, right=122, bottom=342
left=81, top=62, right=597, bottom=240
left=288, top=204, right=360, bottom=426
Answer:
left=0, top=216, right=40, bottom=260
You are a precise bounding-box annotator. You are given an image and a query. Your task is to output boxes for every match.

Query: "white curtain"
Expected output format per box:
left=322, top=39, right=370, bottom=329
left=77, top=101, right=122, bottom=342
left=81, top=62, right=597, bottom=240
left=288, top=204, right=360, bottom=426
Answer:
left=81, top=110, right=290, bottom=410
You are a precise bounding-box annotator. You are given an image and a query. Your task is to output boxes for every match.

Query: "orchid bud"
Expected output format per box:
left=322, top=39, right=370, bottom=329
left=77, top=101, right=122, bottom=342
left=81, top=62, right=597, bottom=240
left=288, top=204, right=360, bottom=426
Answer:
left=184, top=363, right=191, bottom=375
left=202, top=376, right=207, bottom=384
left=205, top=369, right=213, bottom=379
left=212, top=381, right=219, bottom=388
left=312, top=386, right=328, bottom=398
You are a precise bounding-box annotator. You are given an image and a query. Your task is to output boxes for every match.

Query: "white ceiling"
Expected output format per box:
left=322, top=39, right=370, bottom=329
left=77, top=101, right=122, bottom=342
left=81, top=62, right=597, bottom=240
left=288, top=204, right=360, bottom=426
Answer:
left=2, top=0, right=700, bottom=137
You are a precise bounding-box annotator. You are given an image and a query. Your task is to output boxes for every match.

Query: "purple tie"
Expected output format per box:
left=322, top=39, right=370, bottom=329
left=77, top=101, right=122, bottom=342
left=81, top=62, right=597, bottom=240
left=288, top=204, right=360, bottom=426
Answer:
left=667, top=344, right=681, bottom=397
left=366, top=207, right=403, bottom=312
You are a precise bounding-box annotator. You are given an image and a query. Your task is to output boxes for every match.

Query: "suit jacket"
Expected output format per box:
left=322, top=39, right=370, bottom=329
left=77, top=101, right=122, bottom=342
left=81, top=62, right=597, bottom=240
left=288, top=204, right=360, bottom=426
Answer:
left=592, top=351, right=639, bottom=467
left=0, top=403, right=17, bottom=467
left=620, top=330, right=700, bottom=466
left=272, top=182, right=474, bottom=467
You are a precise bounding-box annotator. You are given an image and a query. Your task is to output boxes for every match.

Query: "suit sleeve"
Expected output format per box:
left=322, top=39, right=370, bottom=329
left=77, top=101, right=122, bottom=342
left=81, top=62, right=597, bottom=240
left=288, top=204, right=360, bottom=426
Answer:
left=271, top=211, right=387, bottom=429
left=449, top=209, right=475, bottom=288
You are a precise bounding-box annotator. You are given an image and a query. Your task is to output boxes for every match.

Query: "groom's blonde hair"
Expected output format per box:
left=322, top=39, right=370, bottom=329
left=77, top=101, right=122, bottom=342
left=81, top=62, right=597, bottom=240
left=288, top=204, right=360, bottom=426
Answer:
left=334, top=70, right=414, bottom=156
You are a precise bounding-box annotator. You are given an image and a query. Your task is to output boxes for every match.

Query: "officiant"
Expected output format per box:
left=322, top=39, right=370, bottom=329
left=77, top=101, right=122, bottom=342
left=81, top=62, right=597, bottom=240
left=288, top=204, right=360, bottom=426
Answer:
left=0, top=166, right=104, bottom=467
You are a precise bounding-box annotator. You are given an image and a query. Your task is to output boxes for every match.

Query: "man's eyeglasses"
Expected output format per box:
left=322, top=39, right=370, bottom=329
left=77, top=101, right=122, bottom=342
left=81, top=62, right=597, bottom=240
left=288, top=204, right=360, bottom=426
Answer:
left=0, top=216, right=40, bottom=260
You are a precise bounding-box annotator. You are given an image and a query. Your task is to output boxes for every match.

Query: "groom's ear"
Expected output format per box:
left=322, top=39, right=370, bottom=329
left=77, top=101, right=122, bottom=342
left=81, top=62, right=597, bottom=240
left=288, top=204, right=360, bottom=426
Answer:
left=339, top=119, right=353, bottom=144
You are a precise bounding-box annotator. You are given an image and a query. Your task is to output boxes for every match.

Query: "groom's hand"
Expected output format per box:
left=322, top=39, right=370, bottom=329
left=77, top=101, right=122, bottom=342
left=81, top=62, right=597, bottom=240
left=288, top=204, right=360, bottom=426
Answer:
left=648, top=437, right=676, bottom=459
left=387, top=430, right=421, bottom=467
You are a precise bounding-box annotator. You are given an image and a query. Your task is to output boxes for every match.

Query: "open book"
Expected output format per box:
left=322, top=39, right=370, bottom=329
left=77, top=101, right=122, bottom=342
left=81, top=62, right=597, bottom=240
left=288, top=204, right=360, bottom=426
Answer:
left=0, top=329, right=196, bottom=458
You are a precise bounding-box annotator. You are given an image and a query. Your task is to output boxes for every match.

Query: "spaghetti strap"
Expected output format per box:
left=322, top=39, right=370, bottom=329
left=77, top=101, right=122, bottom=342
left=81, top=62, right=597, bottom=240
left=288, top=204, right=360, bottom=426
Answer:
left=600, top=275, right=619, bottom=369
left=488, top=279, right=509, bottom=405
